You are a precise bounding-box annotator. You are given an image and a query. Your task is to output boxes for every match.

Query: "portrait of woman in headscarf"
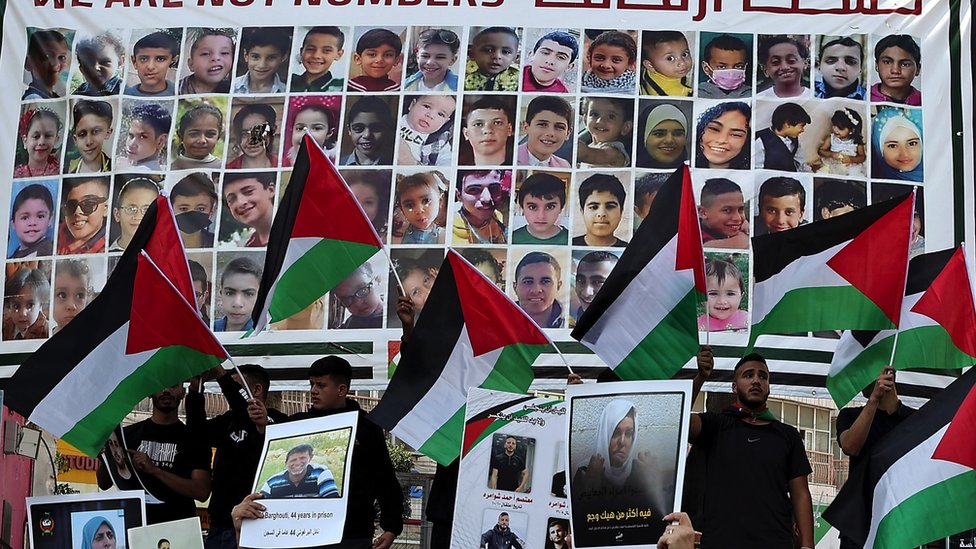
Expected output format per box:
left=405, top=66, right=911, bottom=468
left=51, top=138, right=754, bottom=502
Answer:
left=80, top=516, right=117, bottom=549
left=871, top=106, right=923, bottom=182
left=636, top=102, right=689, bottom=169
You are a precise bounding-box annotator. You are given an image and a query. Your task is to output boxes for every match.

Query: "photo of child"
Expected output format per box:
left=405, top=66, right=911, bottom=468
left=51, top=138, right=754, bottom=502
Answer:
left=3, top=263, right=51, bottom=341
left=233, top=27, right=292, bottom=94
left=453, top=169, right=511, bottom=245
left=397, top=94, right=456, bottom=167
left=388, top=248, right=441, bottom=328
left=698, top=177, right=748, bottom=249
left=697, top=33, right=752, bottom=99
left=329, top=255, right=386, bottom=329
left=342, top=169, right=392, bottom=242
left=70, top=30, right=125, bottom=96
left=170, top=172, right=218, bottom=249
left=290, top=26, right=347, bottom=93
left=219, top=172, right=276, bottom=248
left=109, top=175, right=160, bottom=251
left=695, top=101, right=751, bottom=170
left=814, top=178, right=865, bottom=221
left=572, top=173, right=629, bottom=247
left=871, top=34, right=921, bottom=105
left=340, top=96, right=397, bottom=166
left=697, top=255, right=748, bottom=332
left=871, top=106, right=923, bottom=182
left=58, top=176, right=110, bottom=255
left=755, top=176, right=808, bottom=235
left=756, top=35, right=811, bottom=98
left=226, top=100, right=282, bottom=169
left=640, top=30, right=693, bottom=97
left=66, top=99, right=115, bottom=174
left=347, top=27, right=404, bottom=93
left=215, top=253, right=263, bottom=332
left=171, top=99, right=227, bottom=170
left=754, top=102, right=812, bottom=172
left=521, top=29, right=579, bottom=93
left=814, top=36, right=866, bottom=99
left=518, top=96, right=573, bottom=168
left=633, top=172, right=668, bottom=231
left=285, top=95, right=340, bottom=166
left=14, top=105, right=65, bottom=178
left=392, top=170, right=448, bottom=245
left=580, top=30, right=637, bottom=94
left=635, top=101, right=690, bottom=169
left=404, top=27, right=460, bottom=92
left=179, top=27, right=236, bottom=95
left=570, top=249, right=619, bottom=327
left=576, top=97, right=633, bottom=168
left=464, top=27, right=521, bottom=92
left=23, top=28, right=71, bottom=100
left=115, top=100, right=172, bottom=171
left=188, top=254, right=213, bottom=324
left=124, top=29, right=181, bottom=97
left=459, top=95, right=516, bottom=166
left=512, top=171, right=569, bottom=245
left=53, top=258, right=102, bottom=334
left=817, top=107, right=866, bottom=177
left=459, top=248, right=505, bottom=290
left=8, top=181, right=56, bottom=259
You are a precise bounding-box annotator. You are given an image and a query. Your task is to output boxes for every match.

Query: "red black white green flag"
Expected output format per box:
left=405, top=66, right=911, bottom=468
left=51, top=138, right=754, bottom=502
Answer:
left=250, top=134, right=382, bottom=335
left=828, top=246, right=976, bottom=406
left=824, top=366, right=976, bottom=548
left=570, top=165, right=705, bottom=379
left=749, top=191, right=914, bottom=351
left=370, top=250, right=552, bottom=466
left=4, top=196, right=229, bottom=457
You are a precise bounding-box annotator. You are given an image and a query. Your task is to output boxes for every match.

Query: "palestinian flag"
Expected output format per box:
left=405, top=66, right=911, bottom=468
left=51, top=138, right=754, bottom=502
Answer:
left=823, top=367, right=976, bottom=548
left=828, top=247, right=976, bottom=406
left=250, top=134, right=382, bottom=335
left=4, top=198, right=229, bottom=457
left=370, top=250, right=552, bottom=466
left=570, top=165, right=705, bottom=379
left=749, top=192, right=914, bottom=351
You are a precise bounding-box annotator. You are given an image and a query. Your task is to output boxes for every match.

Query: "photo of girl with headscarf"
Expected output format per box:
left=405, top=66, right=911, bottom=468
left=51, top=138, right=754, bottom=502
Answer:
left=871, top=106, right=923, bottom=182
left=635, top=101, right=690, bottom=169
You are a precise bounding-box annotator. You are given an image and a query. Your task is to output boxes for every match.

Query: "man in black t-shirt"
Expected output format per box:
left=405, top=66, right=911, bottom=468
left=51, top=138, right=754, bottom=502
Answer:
left=689, top=352, right=814, bottom=549
left=489, top=436, right=527, bottom=492
left=99, top=383, right=212, bottom=525
left=835, top=366, right=915, bottom=548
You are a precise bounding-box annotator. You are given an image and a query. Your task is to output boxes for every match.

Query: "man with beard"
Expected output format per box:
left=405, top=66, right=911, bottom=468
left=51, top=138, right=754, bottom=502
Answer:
left=489, top=435, right=527, bottom=492
left=98, top=383, right=211, bottom=524
left=545, top=519, right=571, bottom=549
left=688, top=353, right=813, bottom=549
left=480, top=512, right=524, bottom=549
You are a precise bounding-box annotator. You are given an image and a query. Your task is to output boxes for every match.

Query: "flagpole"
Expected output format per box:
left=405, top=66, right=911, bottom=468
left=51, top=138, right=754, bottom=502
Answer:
left=222, top=355, right=256, bottom=402
left=550, top=343, right=576, bottom=376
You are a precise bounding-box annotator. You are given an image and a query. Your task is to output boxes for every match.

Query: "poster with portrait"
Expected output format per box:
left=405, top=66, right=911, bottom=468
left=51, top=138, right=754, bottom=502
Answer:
left=566, top=380, right=692, bottom=549
left=452, top=388, right=570, bottom=549
left=99, top=423, right=149, bottom=494
left=27, top=490, right=145, bottom=548
left=128, top=517, right=205, bottom=549
left=241, top=411, right=358, bottom=548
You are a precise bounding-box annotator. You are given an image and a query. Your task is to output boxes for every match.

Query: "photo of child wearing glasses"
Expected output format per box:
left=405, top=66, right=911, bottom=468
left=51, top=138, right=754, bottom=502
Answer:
left=330, top=256, right=386, bottom=329
left=109, top=175, right=160, bottom=251
left=58, top=176, right=109, bottom=255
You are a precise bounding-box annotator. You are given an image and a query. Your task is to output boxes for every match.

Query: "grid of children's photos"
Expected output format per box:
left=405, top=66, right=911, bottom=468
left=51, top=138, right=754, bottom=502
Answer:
left=6, top=25, right=925, bottom=340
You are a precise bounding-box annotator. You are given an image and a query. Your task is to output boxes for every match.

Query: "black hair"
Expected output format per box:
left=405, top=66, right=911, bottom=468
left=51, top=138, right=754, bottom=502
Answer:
left=348, top=96, right=394, bottom=127
left=72, top=100, right=114, bottom=128
left=12, top=184, right=55, bottom=219
left=589, top=31, right=637, bottom=64
left=416, top=28, right=461, bottom=55
left=816, top=180, right=865, bottom=212
left=27, top=30, right=67, bottom=59
left=830, top=108, right=865, bottom=145
left=129, top=103, right=172, bottom=137
left=177, top=102, right=223, bottom=147
left=158, top=540, right=170, bottom=549
left=241, top=27, right=290, bottom=55
left=232, top=103, right=277, bottom=156
left=171, top=173, right=217, bottom=205
left=700, top=178, right=742, bottom=208
left=525, top=96, right=572, bottom=127
left=759, top=177, right=805, bottom=207
left=220, top=256, right=262, bottom=286
left=694, top=101, right=751, bottom=170
left=634, top=172, right=667, bottom=203
left=304, top=26, right=345, bottom=51
left=578, top=250, right=618, bottom=266
left=515, top=251, right=561, bottom=281
left=705, top=256, right=744, bottom=292
left=819, top=36, right=863, bottom=63
left=533, top=31, right=579, bottom=63
left=286, top=443, right=314, bottom=460
left=703, top=34, right=748, bottom=63
left=224, top=171, right=276, bottom=190
left=734, top=352, right=767, bottom=374
left=874, top=34, right=920, bottom=64
left=63, top=176, right=110, bottom=196
left=133, top=30, right=179, bottom=57
left=465, top=96, right=514, bottom=125
left=188, top=259, right=208, bottom=285
left=309, top=355, right=352, bottom=387
left=344, top=170, right=391, bottom=229
left=76, top=32, right=125, bottom=63
left=474, top=27, right=520, bottom=44
left=770, top=102, right=811, bottom=129
left=238, top=363, right=271, bottom=396
left=116, top=177, right=160, bottom=205
left=4, top=266, right=50, bottom=303
left=518, top=173, right=565, bottom=207
left=355, top=28, right=402, bottom=56
left=758, top=35, right=809, bottom=66
left=641, top=30, right=688, bottom=60
left=578, top=173, right=626, bottom=207
left=461, top=250, right=501, bottom=282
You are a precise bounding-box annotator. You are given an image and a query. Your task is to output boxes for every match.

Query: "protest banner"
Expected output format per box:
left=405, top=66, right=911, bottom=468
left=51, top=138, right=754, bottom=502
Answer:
left=565, top=380, right=692, bottom=549
left=451, top=388, right=570, bottom=549
left=241, top=411, right=357, bottom=547
left=26, top=490, right=146, bottom=548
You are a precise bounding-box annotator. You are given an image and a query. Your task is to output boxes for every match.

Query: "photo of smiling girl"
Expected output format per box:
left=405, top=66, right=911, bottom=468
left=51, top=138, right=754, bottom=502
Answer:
left=635, top=100, right=691, bottom=169
left=66, top=99, right=116, bottom=174
left=284, top=95, right=341, bottom=166
left=14, top=104, right=66, bottom=179
left=171, top=98, right=228, bottom=170
left=694, top=101, right=752, bottom=170
left=109, top=175, right=160, bottom=251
